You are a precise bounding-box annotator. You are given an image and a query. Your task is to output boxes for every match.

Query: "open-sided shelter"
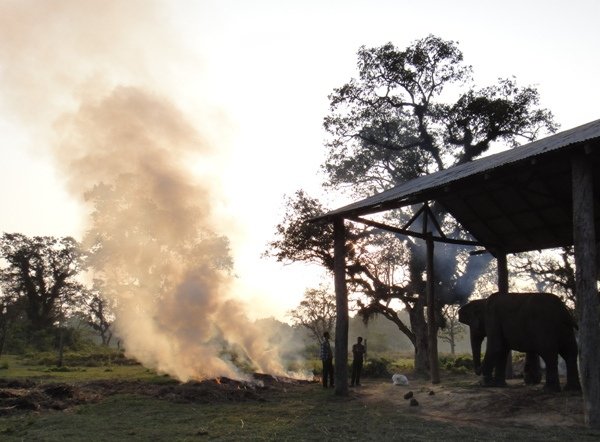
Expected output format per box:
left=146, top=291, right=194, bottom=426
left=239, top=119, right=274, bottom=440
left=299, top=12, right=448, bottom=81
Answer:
left=313, top=118, right=600, bottom=427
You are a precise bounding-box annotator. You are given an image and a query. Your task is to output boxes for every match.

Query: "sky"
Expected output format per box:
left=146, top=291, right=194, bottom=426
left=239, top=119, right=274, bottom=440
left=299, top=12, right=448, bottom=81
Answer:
left=1, top=0, right=599, bottom=322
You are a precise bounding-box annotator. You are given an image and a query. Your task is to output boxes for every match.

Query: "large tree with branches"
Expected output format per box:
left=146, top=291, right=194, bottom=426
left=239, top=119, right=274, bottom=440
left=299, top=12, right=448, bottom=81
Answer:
left=513, top=247, right=578, bottom=310
left=268, top=35, right=556, bottom=373
left=0, top=233, right=86, bottom=333
left=288, top=285, right=337, bottom=345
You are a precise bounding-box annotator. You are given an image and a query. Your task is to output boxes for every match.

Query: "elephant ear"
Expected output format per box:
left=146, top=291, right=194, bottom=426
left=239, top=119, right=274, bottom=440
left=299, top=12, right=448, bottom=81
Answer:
left=458, top=302, right=473, bottom=325
left=458, top=303, right=475, bottom=325
left=458, top=300, right=486, bottom=328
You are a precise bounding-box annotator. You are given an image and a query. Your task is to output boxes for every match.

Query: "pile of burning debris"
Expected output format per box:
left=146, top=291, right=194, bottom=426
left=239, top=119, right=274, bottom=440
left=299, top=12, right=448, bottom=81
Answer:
left=0, top=374, right=312, bottom=415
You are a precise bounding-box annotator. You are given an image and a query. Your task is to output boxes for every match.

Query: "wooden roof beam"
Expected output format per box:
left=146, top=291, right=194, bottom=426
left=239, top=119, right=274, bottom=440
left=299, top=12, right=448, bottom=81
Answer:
left=347, top=216, right=481, bottom=247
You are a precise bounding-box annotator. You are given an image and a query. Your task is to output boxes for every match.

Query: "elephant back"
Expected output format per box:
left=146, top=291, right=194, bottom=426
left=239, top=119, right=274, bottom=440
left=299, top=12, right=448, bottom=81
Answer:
left=487, top=292, right=576, bottom=330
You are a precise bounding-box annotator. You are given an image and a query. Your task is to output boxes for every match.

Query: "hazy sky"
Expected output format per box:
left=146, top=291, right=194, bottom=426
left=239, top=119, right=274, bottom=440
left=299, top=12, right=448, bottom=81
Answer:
left=1, top=0, right=599, bottom=320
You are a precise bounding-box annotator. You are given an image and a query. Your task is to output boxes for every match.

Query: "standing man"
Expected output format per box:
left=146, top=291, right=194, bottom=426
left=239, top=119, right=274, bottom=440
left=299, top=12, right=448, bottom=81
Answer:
left=350, top=336, right=366, bottom=387
left=320, top=331, right=334, bottom=388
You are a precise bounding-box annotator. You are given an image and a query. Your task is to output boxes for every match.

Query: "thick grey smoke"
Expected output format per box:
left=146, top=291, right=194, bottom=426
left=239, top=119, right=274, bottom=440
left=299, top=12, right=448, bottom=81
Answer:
left=0, top=0, right=295, bottom=381
left=400, top=207, right=493, bottom=305
left=55, top=87, right=288, bottom=380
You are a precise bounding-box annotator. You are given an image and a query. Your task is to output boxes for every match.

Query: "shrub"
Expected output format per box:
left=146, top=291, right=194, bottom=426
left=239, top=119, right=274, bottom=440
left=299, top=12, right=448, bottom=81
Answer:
left=44, top=366, right=86, bottom=373
left=388, top=359, right=414, bottom=374
left=453, top=355, right=474, bottom=370
left=362, top=357, right=392, bottom=377
left=308, top=359, right=323, bottom=376
left=2, top=321, right=99, bottom=355
left=286, top=358, right=318, bottom=374
left=439, top=354, right=474, bottom=373
left=302, top=343, right=320, bottom=360
left=20, top=346, right=138, bottom=367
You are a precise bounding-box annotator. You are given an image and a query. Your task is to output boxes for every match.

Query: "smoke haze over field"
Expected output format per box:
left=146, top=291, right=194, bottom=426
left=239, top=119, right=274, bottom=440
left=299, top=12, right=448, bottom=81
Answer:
left=3, top=0, right=599, bottom=380
left=0, top=0, right=295, bottom=380
left=56, top=87, right=290, bottom=380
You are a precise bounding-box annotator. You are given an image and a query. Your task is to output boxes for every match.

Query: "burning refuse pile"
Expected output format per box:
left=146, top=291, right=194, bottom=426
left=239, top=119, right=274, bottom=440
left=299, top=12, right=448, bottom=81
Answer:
left=0, top=375, right=312, bottom=415
left=0, top=0, right=305, bottom=383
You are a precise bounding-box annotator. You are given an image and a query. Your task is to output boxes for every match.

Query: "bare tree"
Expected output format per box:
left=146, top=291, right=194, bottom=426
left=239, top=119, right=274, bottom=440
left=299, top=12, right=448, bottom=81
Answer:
left=288, top=286, right=336, bottom=345
left=438, top=304, right=465, bottom=355
left=513, top=247, right=576, bottom=308
left=79, top=280, right=116, bottom=346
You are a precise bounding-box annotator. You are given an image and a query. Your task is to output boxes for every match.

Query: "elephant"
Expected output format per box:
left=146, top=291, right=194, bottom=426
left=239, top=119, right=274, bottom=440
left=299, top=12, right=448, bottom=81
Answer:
left=458, top=298, right=541, bottom=385
left=458, top=292, right=581, bottom=392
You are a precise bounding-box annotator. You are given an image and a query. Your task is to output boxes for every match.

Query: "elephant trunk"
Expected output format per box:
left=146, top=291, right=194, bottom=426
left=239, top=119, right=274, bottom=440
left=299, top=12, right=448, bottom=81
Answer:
left=470, top=328, right=484, bottom=375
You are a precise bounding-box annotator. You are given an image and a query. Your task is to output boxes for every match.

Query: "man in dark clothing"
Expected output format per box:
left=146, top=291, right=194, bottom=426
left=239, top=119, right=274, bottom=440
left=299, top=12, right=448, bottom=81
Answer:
left=320, top=331, right=334, bottom=388
left=350, top=336, right=366, bottom=387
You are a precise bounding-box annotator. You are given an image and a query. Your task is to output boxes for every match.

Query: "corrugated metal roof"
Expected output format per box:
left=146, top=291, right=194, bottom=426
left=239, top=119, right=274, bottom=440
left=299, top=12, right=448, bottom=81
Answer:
left=317, top=118, right=600, bottom=221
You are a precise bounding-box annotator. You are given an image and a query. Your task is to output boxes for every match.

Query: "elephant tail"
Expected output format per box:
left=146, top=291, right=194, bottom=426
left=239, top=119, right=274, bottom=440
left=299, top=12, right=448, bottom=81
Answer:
left=561, top=305, right=578, bottom=330
left=547, top=293, right=578, bottom=330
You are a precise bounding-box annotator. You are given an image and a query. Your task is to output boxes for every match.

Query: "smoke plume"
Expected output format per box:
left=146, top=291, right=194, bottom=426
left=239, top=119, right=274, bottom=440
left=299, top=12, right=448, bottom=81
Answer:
left=0, top=0, right=291, bottom=381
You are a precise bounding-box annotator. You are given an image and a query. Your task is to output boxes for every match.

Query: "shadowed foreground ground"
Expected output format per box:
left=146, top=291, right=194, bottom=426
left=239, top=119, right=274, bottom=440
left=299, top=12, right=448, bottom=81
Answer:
left=0, top=373, right=598, bottom=441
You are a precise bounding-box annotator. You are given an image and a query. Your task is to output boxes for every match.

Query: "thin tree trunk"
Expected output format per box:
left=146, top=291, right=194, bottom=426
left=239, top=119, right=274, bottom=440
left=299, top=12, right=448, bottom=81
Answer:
left=572, top=153, right=600, bottom=428
left=406, top=238, right=429, bottom=374
left=409, top=303, right=429, bottom=373
left=426, top=234, right=440, bottom=383
left=57, top=327, right=65, bottom=367
left=333, top=218, right=349, bottom=396
left=0, top=321, right=6, bottom=358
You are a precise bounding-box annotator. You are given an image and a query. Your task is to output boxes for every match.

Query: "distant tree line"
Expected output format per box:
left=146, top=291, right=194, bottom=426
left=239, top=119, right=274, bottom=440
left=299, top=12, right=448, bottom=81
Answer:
left=289, top=285, right=471, bottom=358
left=0, top=232, right=115, bottom=359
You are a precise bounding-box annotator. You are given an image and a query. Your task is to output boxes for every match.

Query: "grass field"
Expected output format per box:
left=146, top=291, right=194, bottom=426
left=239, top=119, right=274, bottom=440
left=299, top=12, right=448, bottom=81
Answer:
left=0, top=355, right=599, bottom=441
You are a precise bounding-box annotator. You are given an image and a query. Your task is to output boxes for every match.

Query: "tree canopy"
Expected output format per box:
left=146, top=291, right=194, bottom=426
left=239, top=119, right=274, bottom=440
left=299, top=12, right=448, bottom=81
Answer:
left=323, top=35, right=556, bottom=195
left=287, top=286, right=336, bottom=345
left=0, top=233, right=86, bottom=331
left=268, top=35, right=557, bottom=373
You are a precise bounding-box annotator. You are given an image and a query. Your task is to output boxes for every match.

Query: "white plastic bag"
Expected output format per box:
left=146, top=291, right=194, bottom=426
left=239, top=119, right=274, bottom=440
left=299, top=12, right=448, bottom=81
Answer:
left=392, top=373, right=409, bottom=386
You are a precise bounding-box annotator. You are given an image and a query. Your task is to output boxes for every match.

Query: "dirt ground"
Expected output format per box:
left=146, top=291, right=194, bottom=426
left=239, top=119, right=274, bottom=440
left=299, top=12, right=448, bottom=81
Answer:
left=0, top=373, right=586, bottom=429
left=0, top=374, right=309, bottom=415
left=357, top=374, right=585, bottom=428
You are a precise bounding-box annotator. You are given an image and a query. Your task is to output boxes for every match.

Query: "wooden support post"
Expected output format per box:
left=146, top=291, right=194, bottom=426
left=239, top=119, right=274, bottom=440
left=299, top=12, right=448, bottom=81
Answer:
left=496, top=251, right=513, bottom=378
left=572, top=154, right=600, bottom=428
left=333, top=218, right=349, bottom=396
left=426, top=233, right=440, bottom=384
left=497, top=252, right=508, bottom=295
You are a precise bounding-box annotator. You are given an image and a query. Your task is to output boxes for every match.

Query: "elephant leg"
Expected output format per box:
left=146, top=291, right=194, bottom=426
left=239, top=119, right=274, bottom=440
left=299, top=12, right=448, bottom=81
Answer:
left=524, top=352, right=542, bottom=385
left=480, top=352, right=495, bottom=386
left=481, top=346, right=507, bottom=387
left=560, top=334, right=582, bottom=391
left=541, top=353, right=561, bottom=392
left=481, top=334, right=499, bottom=382
left=492, top=349, right=508, bottom=387
left=561, top=351, right=582, bottom=391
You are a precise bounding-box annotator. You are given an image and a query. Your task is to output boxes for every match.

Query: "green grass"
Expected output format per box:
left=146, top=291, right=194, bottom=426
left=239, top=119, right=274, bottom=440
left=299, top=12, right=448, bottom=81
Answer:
left=1, top=385, right=599, bottom=441
left=0, top=354, right=168, bottom=383
left=0, top=354, right=599, bottom=441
